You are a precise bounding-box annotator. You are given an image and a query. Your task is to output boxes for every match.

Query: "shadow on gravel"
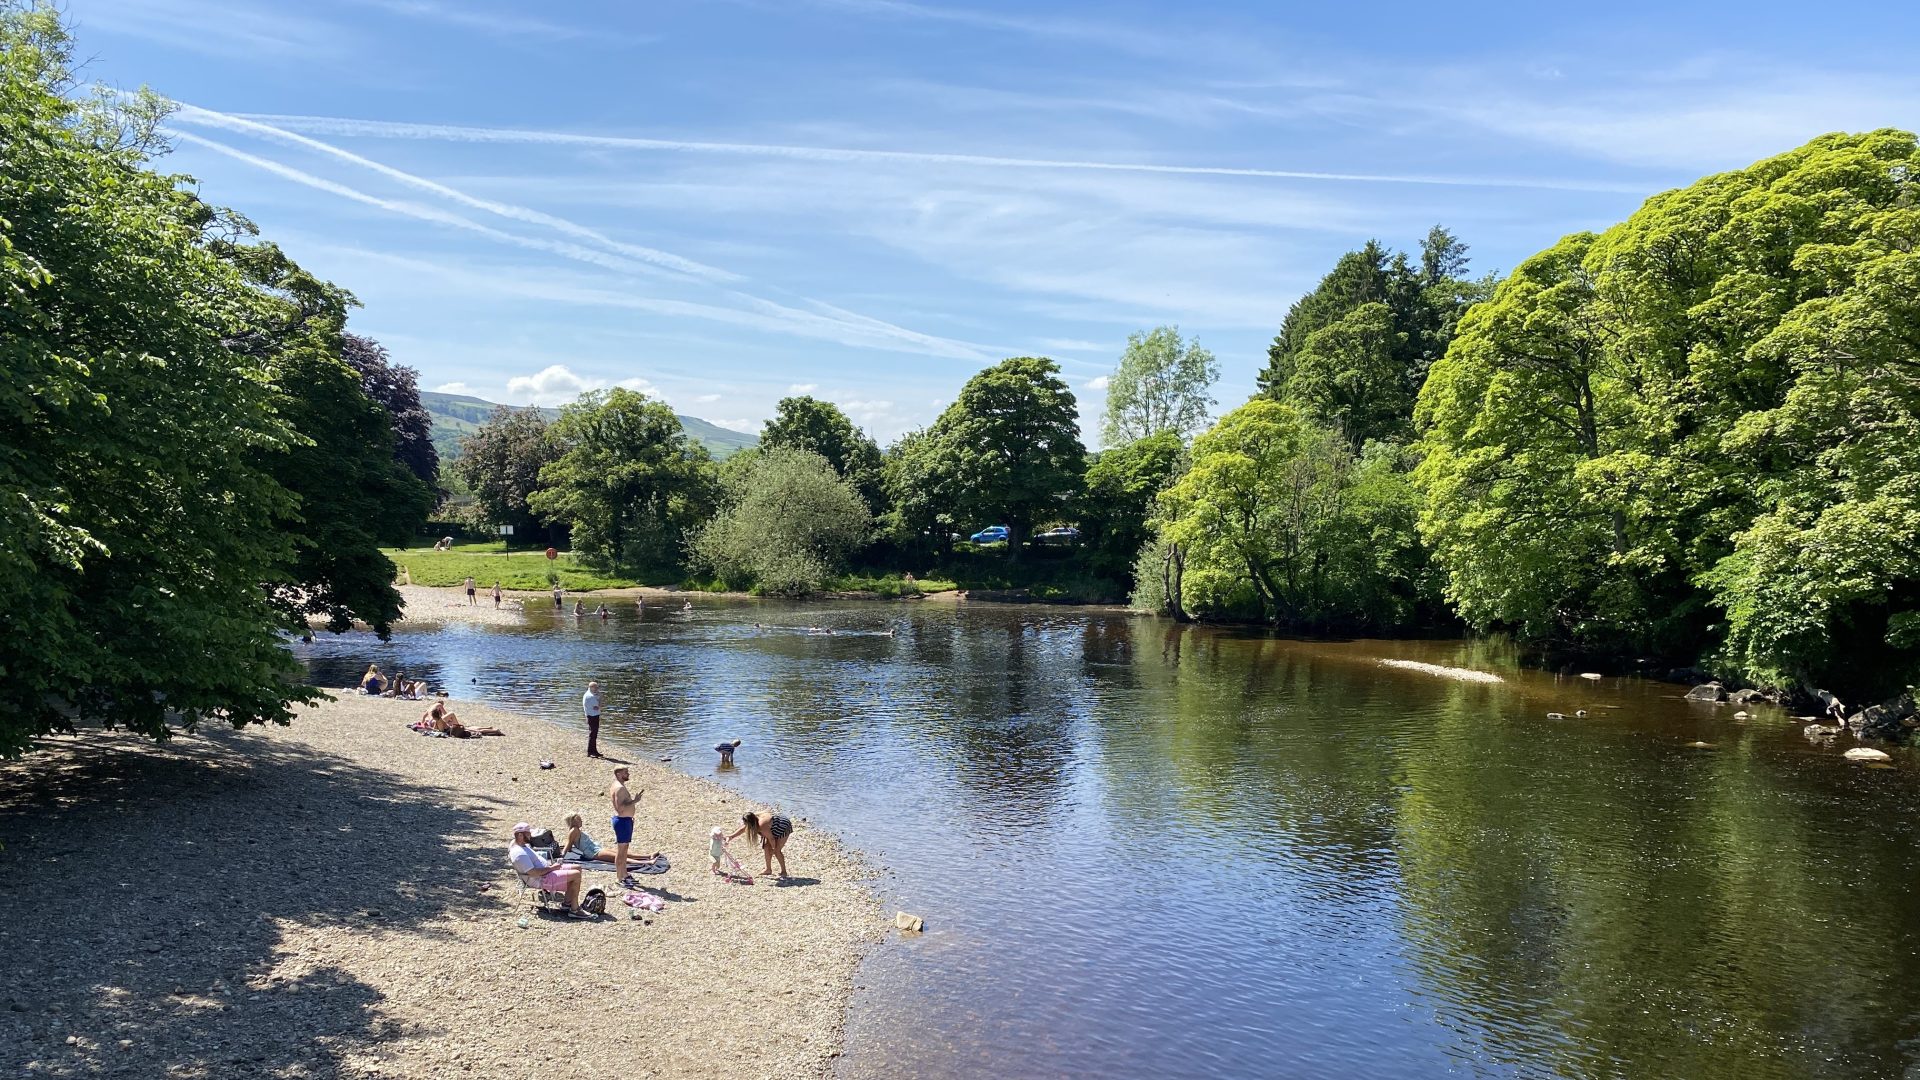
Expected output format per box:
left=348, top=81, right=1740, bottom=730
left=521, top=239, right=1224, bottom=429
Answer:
left=0, top=727, right=505, bottom=1078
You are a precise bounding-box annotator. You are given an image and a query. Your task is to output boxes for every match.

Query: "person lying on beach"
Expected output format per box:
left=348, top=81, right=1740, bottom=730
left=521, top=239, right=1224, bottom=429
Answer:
left=730, top=811, right=792, bottom=879
left=510, top=823, right=592, bottom=919
left=419, top=699, right=503, bottom=738
left=561, top=813, right=659, bottom=867
left=359, top=664, right=386, bottom=695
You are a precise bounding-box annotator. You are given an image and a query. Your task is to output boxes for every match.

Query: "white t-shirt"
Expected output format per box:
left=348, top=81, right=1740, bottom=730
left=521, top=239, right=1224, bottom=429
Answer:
left=583, top=690, right=600, bottom=717
left=509, top=841, right=551, bottom=878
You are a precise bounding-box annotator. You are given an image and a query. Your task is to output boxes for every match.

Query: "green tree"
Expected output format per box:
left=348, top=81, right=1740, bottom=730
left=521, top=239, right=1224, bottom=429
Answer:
left=530, top=387, right=716, bottom=573
left=456, top=405, right=559, bottom=538
left=926, top=357, right=1085, bottom=560
left=1148, top=400, right=1427, bottom=628
left=758, top=395, right=885, bottom=513
left=224, top=242, right=433, bottom=635
left=341, top=333, right=438, bottom=494
left=879, top=427, right=957, bottom=555
left=691, top=447, right=871, bottom=595
left=1415, top=129, right=1920, bottom=695
left=1260, top=229, right=1488, bottom=449
left=1100, top=326, right=1219, bottom=445
left=1079, top=431, right=1184, bottom=581
left=0, top=4, right=314, bottom=754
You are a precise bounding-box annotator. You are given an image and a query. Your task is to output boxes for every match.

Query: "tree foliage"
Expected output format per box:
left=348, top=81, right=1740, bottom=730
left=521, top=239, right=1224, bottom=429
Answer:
left=1150, top=400, right=1427, bottom=627
left=758, top=395, right=885, bottom=513
left=1079, top=431, right=1184, bottom=580
left=529, top=388, right=716, bottom=573
left=456, top=405, right=558, bottom=536
left=1415, top=130, right=1920, bottom=694
left=0, top=6, right=315, bottom=753
left=341, top=332, right=438, bottom=493
left=923, top=357, right=1085, bottom=558
left=1101, top=326, right=1218, bottom=446
left=1261, top=229, right=1488, bottom=449
left=691, top=447, right=871, bottom=594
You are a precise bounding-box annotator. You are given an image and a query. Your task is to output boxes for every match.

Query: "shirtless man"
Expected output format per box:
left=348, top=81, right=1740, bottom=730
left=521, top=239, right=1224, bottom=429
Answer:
left=608, top=766, right=640, bottom=882
left=464, top=576, right=476, bottom=605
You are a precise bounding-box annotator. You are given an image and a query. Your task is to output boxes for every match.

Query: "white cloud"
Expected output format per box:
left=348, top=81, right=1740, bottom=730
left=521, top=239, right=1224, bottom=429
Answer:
left=506, top=364, right=601, bottom=406
left=711, top=418, right=762, bottom=433
left=1083, top=375, right=1110, bottom=390
left=690, top=393, right=723, bottom=404
left=1040, top=338, right=1108, bottom=353
left=787, top=383, right=819, bottom=395
left=618, top=376, right=663, bottom=398
left=434, top=381, right=475, bottom=395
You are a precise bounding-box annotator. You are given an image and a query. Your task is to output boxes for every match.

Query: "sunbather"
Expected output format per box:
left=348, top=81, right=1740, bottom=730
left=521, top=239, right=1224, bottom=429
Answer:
left=561, top=812, right=658, bottom=866
left=419, top=699, right=503, bottom=737
left=359, top=664, right=386, bottom=695
left=509, top=823, right=591, bottom=919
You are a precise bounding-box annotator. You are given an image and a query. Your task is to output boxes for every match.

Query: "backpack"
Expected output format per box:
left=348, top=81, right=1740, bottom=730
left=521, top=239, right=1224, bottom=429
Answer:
left=581, top=888, right=606, bottom=916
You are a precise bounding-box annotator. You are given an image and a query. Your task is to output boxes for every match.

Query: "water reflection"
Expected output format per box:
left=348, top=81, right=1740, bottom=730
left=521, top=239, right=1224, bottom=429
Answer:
left=299, top=604, right=1919, bottom=1079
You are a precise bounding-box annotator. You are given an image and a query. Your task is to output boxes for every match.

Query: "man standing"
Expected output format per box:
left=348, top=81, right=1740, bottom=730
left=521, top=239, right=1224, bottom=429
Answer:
left=608, top=766, right=640, bottom=882
left=583, top=680, right=602, bottom=758
left=464, top=575, right=477, bottom=605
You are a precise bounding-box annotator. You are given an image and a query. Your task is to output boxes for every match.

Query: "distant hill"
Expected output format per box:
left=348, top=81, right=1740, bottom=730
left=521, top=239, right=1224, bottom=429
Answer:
left=419, top=390, right=756, bottom=460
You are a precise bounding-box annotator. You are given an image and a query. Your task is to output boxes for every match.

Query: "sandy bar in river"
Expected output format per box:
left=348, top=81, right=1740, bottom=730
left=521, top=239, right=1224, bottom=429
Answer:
left=0, top=692, right=883, bottom=1079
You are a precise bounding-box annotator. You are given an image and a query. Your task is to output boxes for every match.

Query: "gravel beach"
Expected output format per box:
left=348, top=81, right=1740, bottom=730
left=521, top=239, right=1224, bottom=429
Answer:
left=0, top=693, right=883, bottom=1079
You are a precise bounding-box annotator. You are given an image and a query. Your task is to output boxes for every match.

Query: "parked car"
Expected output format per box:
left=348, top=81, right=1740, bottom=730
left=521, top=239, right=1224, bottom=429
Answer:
left=969, top=525, right=1010, bottom=544
left=1035, top=526, right=1081, bottom=545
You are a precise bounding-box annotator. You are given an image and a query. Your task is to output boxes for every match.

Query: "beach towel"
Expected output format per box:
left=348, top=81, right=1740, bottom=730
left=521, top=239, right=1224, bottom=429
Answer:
left=564, top=854, right=669, bottom=875
left=623, top=892, right=667, bottom=912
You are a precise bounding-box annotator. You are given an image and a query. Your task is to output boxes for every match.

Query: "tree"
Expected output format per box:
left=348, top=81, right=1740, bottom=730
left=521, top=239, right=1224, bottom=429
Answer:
left=222, top=242, right=433, bottom=636
left=925, top=357, right=1085, bottom=560
left=341, top=333, right=438, bottom=493
left=0, top=5, right=315, bottom=754
left=691, top=448, right=871, bottom=595
left=1079, top=431, right=1184, bottom=581
left=1148, top=400, right=1427, bottom=628
left=1260, top=229, right=1489, bottom=449
left=530, top=387, right=716, bottom=573
left=1414, top=129, right=1920, bottom=695
left=456, top=405, right=559, bottom=538
left=879, top=427, right=956, bottom=555
left=758, top=395, right=885, bottom=513
left=1100, top=326, right=1219, bottom=445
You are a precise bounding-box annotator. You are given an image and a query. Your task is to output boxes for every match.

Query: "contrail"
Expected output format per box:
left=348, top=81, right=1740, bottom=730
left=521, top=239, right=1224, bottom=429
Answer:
left=227, top=112, right=1644, bottom=193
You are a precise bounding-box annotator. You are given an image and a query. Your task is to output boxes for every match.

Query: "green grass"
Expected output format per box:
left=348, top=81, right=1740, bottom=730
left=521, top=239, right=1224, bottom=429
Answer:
left=383, top=542, right=642, bottom=591
left=821, top=572, right=958, bottom=598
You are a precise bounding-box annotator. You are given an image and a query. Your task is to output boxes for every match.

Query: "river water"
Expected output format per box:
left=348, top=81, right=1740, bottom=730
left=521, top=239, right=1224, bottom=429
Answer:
left=301, top=600, right=1920, bottom=1079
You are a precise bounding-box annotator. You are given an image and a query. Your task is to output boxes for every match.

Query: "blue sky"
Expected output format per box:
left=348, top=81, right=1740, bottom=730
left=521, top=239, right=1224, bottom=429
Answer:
left=63, top=0, right=1920, bottom=443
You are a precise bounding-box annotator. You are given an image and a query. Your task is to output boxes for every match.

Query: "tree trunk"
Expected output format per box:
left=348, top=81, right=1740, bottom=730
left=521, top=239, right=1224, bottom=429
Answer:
left=1165, top=542, right=1191, bottom=623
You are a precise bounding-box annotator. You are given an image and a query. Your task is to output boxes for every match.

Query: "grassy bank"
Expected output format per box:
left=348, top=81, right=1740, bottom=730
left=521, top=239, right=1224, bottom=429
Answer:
left=383, top=541, right=643, bottom=591
left=822, top=572, right=958, bottom=598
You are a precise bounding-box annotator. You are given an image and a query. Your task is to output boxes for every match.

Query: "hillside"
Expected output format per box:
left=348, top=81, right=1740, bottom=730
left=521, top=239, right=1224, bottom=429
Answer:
left=419, top=390, right=756, bottom=460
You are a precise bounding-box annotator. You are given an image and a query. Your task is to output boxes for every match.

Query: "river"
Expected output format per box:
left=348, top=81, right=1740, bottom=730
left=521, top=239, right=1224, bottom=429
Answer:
left=300, top=599, right=1920, bottom=1079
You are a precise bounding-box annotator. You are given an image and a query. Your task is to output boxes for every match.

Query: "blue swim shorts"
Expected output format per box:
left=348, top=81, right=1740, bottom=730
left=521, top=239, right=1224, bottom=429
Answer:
left=611, top=815, right=635, bottom=845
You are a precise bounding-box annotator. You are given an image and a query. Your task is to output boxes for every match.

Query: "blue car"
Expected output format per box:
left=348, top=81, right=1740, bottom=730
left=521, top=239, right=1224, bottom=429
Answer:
left=969, top=525, right=1010, bottom=544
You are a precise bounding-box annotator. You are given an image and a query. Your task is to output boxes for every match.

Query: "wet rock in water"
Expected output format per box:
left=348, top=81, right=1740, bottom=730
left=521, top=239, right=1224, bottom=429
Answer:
left=1804, top=723, right=1842, bottom=742
left=1686, top=741, right=1716, bottom=749
left=1732, top=711, right=1750, bottom=720
left=1546, top=712, right=1567, bottom=720
left=1685, top=682, right=1728, bottom=702
left=1727, top=688, right=1769, bottom=706
left=1845, top=689, right=1919, bottom=743
left=1844, top=747, right=1892, bottom=764
left=1579, top=672, right=1603, bottom=681
left=894, top=911, right=924, bottom=933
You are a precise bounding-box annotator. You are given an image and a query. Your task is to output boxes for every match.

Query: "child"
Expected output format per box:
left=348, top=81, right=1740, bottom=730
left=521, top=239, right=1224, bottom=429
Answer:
left=709, top=826, right=726, bottom=876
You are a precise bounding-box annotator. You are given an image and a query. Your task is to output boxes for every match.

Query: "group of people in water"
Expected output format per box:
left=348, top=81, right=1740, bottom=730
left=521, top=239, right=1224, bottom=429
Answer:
left=550, top=585, right=695, bottom=620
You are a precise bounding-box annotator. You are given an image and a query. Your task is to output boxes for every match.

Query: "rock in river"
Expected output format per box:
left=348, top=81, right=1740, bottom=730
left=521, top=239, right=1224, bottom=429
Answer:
left=1844, top=747, right=1892, bottom=764
left=1685, top=682, right=1728, bottom=703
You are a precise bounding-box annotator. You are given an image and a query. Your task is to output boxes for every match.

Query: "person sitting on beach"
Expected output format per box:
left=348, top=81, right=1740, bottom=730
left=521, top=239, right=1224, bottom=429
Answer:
left=509, top=823, right=592, bottom=919
left=729, top=810, right=793, bottom=880
left=359, top=664, right=386, bottom=695
left=561, top=812, right=658, bottom=867
left=422, top=699, right=467, bottom=736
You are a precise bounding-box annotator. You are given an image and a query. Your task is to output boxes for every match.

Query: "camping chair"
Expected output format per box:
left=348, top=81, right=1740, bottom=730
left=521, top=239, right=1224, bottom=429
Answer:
left=514, top=829, right=568, bottom=912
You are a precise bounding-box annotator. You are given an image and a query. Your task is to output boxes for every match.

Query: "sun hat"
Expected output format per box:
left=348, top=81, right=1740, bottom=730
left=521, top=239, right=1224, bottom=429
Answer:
left=512, top=822, right=532, bottom=834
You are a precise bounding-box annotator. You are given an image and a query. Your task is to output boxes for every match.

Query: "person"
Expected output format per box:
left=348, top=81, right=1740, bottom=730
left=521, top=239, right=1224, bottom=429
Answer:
left=422, top=698, right=467, bottom=737
left=715, top=739, right=741, bottom=766
left=730, top=810, right=792, bottom=880
left=608, top=766, right=641, bottom=882
left=573, top=600, right=586, bottom=618
left=509, top=823, right=591, bottom=918
left=682, top=600, right=693, bottom=612
left=359, top=664, right=386, bottom=695
left=552, top=583, right=564, bottom=610
left=595, top=604, right=610, bottom=619
left=562, top=813, right=657, bottom=867
left=464, top=575, right=477, bottom=606
left=492, top=581, right=503, bottom=609
left=582, top=680, right=603, bottom=758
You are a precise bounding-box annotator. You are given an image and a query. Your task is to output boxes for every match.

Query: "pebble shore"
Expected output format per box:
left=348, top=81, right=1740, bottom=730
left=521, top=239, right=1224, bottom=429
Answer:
left=0, top=690, right=883, bottom=1078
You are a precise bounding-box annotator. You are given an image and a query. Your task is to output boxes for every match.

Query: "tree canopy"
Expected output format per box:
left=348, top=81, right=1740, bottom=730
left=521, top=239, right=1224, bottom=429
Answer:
left=341, top=333, right=438, bottom=493
left=758, top=395, right=885, bottom=513
left=1101, top=326, right=1218, bottom=446
left=456, top=405, right=559, bottom=537
left=1079, top=432, right=1184, bottom=580
left=924, top=357, right=1085, bottom=557
left=1415, top=129, right=1920, bottom=695
left=530, top=388, right=716, bottom=573
left=692, top=447, right=871, bottom=595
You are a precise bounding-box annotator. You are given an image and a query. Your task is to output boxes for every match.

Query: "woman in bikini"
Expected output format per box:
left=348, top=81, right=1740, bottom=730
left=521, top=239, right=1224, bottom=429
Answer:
left=729, top=810, right=793, bottom=879
left=420, top=699, right=502, bottom=738
left=561, top=812, right=657, bottom=867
